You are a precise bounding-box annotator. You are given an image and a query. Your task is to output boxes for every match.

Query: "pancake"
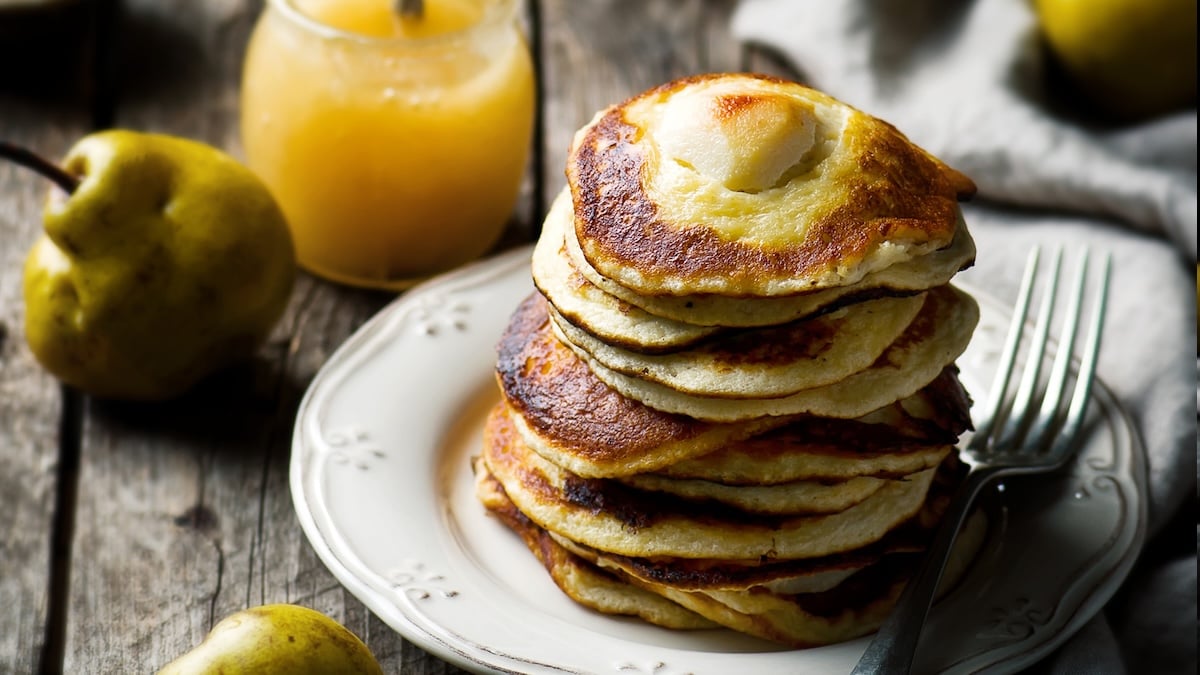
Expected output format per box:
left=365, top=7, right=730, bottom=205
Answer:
left=532, top=188, right=719, bottom=352
left=550, top=460, right=972, bottom=596
left=635, top=511, right=984, bottom=650
left=550, top=291, right=926, bottom=399
left=479, top=453, right=917, bottom=645
left=497, top=292, right=971, bottom=479
left=616, top=472, right=887, bottom=515
left=671, top=570, right=913, bottom=648
left=496, top=292, right=795, bottom=478
left=563, top=534, right=916, bottom=648
left=658, top=433, right=953, bottom=484
left=562, top=197, right=976, bottom=328
left=552, top=530, right=880, bottom=594
left=554, top=504, right=989, bottom=648
left=580, top=284, right=979, bottom=421
left=656, top=367, right=971, bottom=484
left=481, top=402, right=938, bottom=561
left=474, top=459, right=716, bottom=630
left=566, top=73, right=976, bottom=297
left=555, top=452, right=974, bottom=590
left=496, top=290, right=974, bottom=478
left=477, top=404, right=987, bottom=647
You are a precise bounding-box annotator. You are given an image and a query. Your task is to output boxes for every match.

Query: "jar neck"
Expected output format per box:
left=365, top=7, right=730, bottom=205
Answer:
left=265, top=0, right=519, bottom=49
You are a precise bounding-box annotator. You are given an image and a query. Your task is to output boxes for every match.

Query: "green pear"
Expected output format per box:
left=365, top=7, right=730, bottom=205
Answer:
left=3, top=130, right=295, bottom=400
left=157, top=604, right=384, bottom=674
left=1035, top=0, right=1196, bottom=121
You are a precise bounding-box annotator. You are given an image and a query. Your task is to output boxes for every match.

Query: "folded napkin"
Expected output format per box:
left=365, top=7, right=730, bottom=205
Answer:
left=732, top=1, right=1197, bottom=673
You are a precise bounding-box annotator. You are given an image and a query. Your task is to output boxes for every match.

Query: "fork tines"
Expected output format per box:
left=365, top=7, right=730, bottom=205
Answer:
left=974, top=245, right=1112, bottom=462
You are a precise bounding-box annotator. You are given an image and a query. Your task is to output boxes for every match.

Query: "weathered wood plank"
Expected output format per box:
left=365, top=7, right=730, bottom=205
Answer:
left=0, top=113, right=69, bottom=675
left=0, top=17, right=95, bottom=669
left=61, top=0, right=274, bottom=664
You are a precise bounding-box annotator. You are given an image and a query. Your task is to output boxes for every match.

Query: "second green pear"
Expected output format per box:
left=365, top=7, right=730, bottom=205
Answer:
left=157, top=604, right=385, bottom=674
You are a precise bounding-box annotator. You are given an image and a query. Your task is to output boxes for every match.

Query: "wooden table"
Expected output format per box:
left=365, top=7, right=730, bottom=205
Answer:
left=0, top=1, right=797, bottom=672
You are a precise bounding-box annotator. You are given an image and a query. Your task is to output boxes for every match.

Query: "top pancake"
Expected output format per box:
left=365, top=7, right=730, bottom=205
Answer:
left=561, top=197, right=977, bottom=328
left=536, top=186, right=976, bottom=344
left=566, top=73, right=976, bottom=297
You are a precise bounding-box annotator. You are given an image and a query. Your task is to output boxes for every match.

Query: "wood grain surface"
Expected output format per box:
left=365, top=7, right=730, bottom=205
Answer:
left=0, top=1, right=795, bottom=672
left=0, top=6, right=96, bottom=670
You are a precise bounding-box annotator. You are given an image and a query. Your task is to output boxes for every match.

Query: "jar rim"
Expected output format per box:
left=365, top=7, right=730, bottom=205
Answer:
left=266, top=0, right=519, bottom=47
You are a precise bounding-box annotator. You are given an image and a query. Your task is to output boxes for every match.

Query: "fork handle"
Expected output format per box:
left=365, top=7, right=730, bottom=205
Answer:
left=851, top=466, right=1002, bottom=675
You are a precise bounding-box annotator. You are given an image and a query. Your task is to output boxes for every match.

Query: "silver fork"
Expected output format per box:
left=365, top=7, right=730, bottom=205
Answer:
left=850, top=245, right=1111, bottom=675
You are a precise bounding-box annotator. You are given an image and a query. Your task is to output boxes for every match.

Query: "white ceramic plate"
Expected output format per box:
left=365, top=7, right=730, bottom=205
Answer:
left=291, top=246, right=1147, bottom=674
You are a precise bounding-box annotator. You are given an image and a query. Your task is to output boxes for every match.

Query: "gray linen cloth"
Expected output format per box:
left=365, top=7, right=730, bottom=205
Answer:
left=731, top=0, right=1198, bottom=673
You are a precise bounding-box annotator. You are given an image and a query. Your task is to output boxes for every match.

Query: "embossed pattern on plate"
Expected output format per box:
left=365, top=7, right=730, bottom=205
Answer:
left=291, top=245, right=1147, bottom=675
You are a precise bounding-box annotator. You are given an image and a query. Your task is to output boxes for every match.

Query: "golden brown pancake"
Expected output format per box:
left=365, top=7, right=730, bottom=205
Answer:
left=481, top=403, right=937, bottom=561
left=551, top=291, right=926, bottom=399
left=479, top=451, right=915, bottom=645
left=618, top=531, right=986, bottom=650
left=658, top=431, right=952, bottom=485
left=656, top=367, right=972, bottom=484
left=552, top=530, right=884, bottom=594
left=496, top=293, right=972, bottom=479
left=581, top=284, right=979, bottom=421
left=474, top=458, right=717, bottom=630
left=566, top=73, right=976, bottom=297
left=616, top=472, right=887, bottom=515
left=484, top=449, right=979, bottom=587
left=495, top=292, right=795, bottom=478
left=642, top=504, right=984, bottom=646
left=545, top=477, right=989, bottom=648
left=561, top=193, right=977, bottom=328
left=549, top=452, right=973, bottom=591
left=532, top=189, right=719, bottom=351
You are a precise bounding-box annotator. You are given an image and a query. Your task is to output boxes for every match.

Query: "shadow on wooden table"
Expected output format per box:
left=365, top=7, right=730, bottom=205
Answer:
left=85, top=355, right=305, bottom=449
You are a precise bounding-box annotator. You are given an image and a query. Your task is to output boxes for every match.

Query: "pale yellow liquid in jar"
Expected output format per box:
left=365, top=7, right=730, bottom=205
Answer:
left=241, top=0, right=535, bottom=288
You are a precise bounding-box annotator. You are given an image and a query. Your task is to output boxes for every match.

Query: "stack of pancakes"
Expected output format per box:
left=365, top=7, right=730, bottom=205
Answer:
left=474, top=73, right=986, bottom=647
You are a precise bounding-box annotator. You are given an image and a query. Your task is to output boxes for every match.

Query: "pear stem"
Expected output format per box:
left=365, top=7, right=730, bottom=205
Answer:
left=395, top=0, right=423, bottom=20
left=0, top=141, right=79, bottom=195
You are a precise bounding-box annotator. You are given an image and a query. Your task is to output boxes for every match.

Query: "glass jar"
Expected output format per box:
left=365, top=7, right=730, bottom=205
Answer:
left=240, top=0, right=535, bottom=290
